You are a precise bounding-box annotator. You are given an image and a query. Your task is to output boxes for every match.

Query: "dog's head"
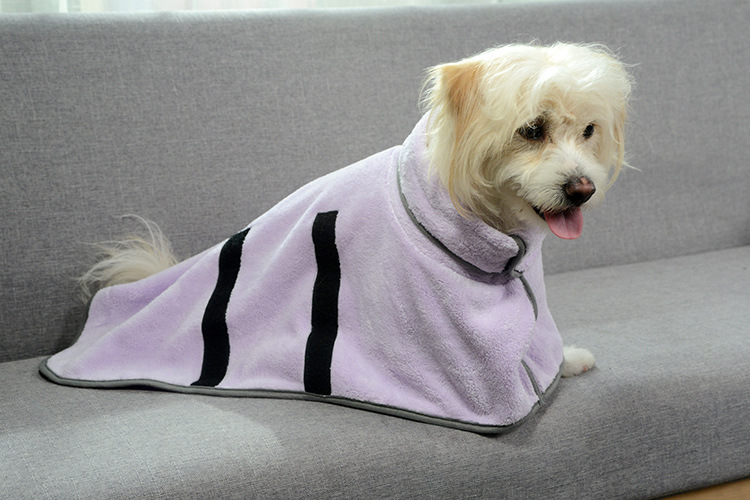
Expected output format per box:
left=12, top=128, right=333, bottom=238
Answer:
left=424, top=43, right=632, bottom=239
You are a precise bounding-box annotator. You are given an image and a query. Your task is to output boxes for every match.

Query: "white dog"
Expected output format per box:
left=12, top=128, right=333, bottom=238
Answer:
left=80, top=43, right=631, bottom=382
left=424, top=43, right=631, bottom=376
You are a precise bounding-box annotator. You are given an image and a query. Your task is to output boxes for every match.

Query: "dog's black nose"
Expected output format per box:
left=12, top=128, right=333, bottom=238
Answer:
left=564, top=176, right=596, bottom=206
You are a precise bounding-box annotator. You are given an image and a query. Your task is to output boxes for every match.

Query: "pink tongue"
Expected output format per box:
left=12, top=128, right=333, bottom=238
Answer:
left=543, top=208, right=584, bottom=239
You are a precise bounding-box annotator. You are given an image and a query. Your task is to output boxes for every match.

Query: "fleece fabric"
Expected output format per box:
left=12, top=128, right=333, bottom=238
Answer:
left=42, top=114, right=564, bottom=433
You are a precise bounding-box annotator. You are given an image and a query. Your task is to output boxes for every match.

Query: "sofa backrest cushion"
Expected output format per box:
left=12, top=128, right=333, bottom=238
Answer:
left=1, top=0, right=748, bottom=361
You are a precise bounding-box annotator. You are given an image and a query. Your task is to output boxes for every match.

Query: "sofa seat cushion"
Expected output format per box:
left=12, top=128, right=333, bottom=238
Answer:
left=2, top=246, right=748, bottom=499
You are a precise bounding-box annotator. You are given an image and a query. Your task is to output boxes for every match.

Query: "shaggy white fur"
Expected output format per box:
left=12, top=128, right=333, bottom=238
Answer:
left=77, top=216, right=178, bottom=301
left=424, top=43, right=631, bottom=237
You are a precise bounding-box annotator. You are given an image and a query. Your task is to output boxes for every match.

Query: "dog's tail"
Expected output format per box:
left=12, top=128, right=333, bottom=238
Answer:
left=78, top=216, right=179, bottom=302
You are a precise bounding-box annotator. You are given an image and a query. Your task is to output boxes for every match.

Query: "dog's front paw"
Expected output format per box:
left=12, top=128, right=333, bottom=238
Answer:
left=562, top=346, right=596, bottom=377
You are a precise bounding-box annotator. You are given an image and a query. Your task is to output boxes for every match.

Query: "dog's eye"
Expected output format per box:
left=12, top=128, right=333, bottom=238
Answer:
left=583, top=123, right=595, bottom=139
left=518, top=123, right=546, bottom=141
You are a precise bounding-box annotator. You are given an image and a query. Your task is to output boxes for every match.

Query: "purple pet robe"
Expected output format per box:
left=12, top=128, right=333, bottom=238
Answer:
left=42, top=114, right=564, bottom=433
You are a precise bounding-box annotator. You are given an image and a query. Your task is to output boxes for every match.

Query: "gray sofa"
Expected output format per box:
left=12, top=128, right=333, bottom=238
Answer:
left=1, top=0, right=748, bottom=498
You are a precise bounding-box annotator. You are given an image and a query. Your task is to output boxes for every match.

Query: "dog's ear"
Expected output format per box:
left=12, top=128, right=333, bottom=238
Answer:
left=603, top=105, right=628, bottom=190
left=424, top=60, right=485, bottom=217
left=431, top=61, right=483, bottom=127
left=440, top=61, right=482, bottom=115
left=598, top=55, right=632, bottom=190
